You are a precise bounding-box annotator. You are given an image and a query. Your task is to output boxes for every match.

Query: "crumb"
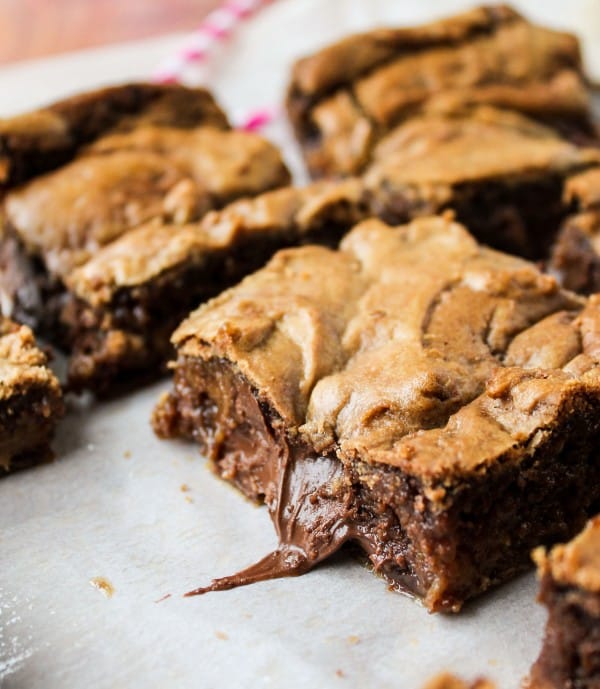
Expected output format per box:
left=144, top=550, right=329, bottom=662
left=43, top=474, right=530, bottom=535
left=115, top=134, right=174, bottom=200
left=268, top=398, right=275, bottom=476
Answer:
left=335, top=669, right=345, bottom=678
left=180, top=484, right=191, bottom=492
left=155, top=593, right=172, bottom=603
left=184, top=495, right=194, bottom=504
left=423, top=673, right=496, bottom=689
left=87, top=443, right=95, bottom=451
left=89, top=576, right=114, bottom=598
left=123, top=450, right=132, bottom=459
left=215, top=630, right=228, bottom=640
left=347, top=635, right=360, bottom=645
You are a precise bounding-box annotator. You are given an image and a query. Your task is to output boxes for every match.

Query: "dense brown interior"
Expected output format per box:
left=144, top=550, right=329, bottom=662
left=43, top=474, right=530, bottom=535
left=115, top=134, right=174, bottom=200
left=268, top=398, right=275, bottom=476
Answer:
left=153, top=357, right=285, bottom=501
left=0, top=384, right=63, bottom=473
left=530, top=574, right=600, bottom=687
left=548, top=222, right=600, bottom=294
left=362, top=395, right=600, bottom=611
left=286, top=8, right=596, bottom=179
left=371, top=173, right=571, bottom=260
left=154, top=357, right=600, bottom=612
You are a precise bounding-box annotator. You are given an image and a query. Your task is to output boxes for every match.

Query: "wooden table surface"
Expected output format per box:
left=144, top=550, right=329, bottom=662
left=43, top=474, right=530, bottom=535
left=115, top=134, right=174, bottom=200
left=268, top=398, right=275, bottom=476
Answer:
left=0, top=0, right=221, bottom=65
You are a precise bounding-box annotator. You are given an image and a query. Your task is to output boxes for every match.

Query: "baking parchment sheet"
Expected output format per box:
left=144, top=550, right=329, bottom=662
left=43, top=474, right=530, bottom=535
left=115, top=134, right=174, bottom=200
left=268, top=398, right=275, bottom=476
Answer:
left=1, top=1, right=599, bottom=687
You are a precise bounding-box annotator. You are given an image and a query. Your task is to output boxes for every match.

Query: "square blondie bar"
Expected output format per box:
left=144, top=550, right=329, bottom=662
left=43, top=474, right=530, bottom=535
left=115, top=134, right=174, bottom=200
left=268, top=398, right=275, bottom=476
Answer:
left=287, top=5, right=597, bottom=178
left=154, top=216, right=600, bottom=612
left=363, top=106, right=600, bottom=259
left=0, top=83, right=290, bottom=392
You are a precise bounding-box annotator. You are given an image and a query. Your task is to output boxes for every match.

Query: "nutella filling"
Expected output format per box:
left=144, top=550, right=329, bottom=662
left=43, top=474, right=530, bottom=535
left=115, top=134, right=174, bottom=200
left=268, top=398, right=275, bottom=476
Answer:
left=155, top=349, right=600, bottom=610
left=186, top=447, right=356, bottom=595
left=162, top=358, right=361, bottom=596
left=156, top=358, right=423, bottom=600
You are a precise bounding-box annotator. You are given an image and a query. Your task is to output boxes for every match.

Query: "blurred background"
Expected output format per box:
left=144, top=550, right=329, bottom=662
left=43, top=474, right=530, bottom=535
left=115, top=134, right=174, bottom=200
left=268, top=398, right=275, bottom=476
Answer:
left=0, top=0, right=221, bottom=64
left=1, top=0, right=599, bottom=69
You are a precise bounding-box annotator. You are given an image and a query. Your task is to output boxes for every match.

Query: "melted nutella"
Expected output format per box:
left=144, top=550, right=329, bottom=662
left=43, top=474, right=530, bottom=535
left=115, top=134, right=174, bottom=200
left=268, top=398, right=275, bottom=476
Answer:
left=186, top=445, right=357, bottom=595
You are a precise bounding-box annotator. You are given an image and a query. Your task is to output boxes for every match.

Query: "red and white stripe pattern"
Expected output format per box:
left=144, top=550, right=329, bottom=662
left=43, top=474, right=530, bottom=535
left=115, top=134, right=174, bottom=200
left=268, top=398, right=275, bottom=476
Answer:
left=153, top=0, right=279, bottom=131
left=153, top=0, right=272, bottom=84
left=238, top=105, right=280, bottom=131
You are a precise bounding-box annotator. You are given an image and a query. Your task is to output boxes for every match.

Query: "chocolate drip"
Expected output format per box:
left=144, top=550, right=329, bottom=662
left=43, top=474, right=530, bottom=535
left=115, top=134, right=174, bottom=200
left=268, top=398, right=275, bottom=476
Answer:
left=186, top=446, right=357, bottom=596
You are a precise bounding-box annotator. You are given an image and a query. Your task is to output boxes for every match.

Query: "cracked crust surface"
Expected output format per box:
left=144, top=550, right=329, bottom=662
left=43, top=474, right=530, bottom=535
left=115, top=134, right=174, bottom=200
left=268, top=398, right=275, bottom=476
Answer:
left=168, top=215, right=600, bottom=476
left=287, top=5, right=594, bottom=177
left=54, top=180, right=366, bottom=391
left=70, top=105, right=600, bottom=309
left=67, top=179, right=366, bottom=306
left=0, top=82, right=229, bottom=189
left=362, top=105, right=600, bottom=259
left=0, top=82, right=291, bottom=391
left=4, top=126, right=290, bottom=278
left=366, top=107, right=600, bottom=191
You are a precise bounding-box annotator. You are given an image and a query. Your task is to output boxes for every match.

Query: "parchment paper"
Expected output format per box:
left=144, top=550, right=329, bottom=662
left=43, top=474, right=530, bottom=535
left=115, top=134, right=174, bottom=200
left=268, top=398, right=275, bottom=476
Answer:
left=1, top=2, right=599, bottom=687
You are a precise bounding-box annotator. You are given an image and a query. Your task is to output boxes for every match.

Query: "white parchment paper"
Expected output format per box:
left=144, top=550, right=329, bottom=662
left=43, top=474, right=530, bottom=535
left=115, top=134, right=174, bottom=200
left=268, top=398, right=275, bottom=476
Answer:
left=1, top=2, right=599, bottom=687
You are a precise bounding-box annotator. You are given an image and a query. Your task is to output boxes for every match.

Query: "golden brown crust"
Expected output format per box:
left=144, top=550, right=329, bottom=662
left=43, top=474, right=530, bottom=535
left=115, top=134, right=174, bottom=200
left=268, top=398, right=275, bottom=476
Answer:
left=66, top=179, right=366, bottom=306
left=158, top=216, right=600, bottom=610
left=0, top=316, right=64, bottom=472
left=84, top=126, right=290, bottom=205
left=0, top=83, right=291, bottom=392
left=287, top=5, right=591, bottom=177
left=366, top=107, right=600, bottom=190
left=0, top=317, right=61, bottom=400
left=534, top=516, right=600, bottom=593
left=564, top=167, right=600, bottom=210
left=0, top=82, right=229, bottom=188
left=172, top=216, right=600, bottom=477
left=64, top=106, right=600, bottom=311
left=60, top=105, right=600, bottom=310
left=4, top=126, right=290, bottom=278
left=290, top=6, right=523, bottom=97
left=363, top=106, right=600, bottom=264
